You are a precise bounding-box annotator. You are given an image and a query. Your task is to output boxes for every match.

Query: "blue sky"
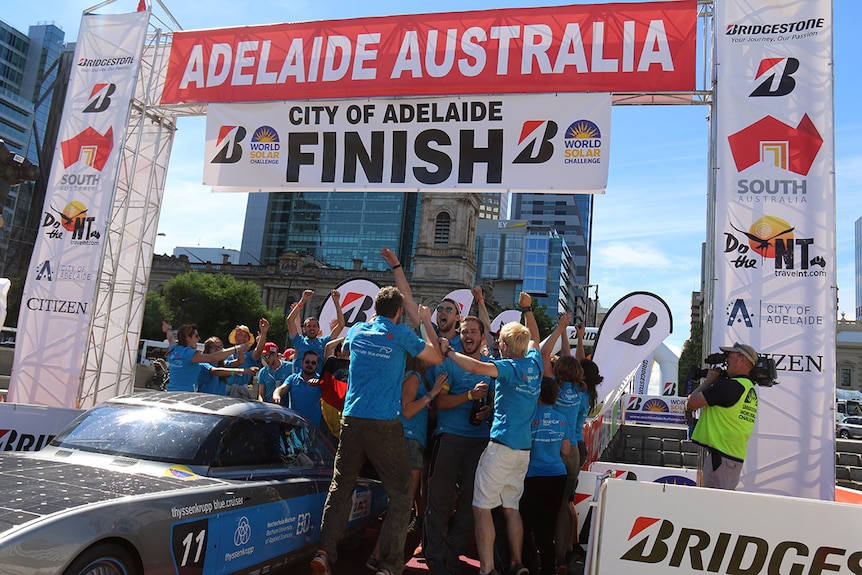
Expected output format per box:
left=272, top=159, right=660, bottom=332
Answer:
left=6, top=1, right=861, bottom=350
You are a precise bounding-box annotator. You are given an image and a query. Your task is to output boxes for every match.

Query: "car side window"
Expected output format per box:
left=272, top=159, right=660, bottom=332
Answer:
left=217, top=419, right=281, bottom=467
left=278, top=422, right=335, bottom=469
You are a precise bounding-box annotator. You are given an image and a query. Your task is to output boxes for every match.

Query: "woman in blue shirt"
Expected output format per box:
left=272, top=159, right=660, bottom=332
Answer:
left=163, top=322, right=251, bottom=392
left=520, top=377, right=570, bottom=575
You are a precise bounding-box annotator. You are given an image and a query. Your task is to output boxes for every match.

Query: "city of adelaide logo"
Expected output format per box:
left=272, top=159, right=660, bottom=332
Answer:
left=61, top=127, right=113, bottom=171
left=563, top=120, right=602, bottom=165
left=724, top=215, right=826, bottom=277
left=41, top=200, right=100, bottom=244
left=249, top=126, right=279, bottom=165
left=212, top=125, right=246, bottom=164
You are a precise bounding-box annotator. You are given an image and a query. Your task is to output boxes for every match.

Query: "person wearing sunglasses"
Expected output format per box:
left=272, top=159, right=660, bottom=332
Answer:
left=162, top=321, right=251, bottom=393
left=258, top=342, right=293, bottom=403
left=686, top=342, right=759, bottom=490
left=274, top=350, right=322, bottom=426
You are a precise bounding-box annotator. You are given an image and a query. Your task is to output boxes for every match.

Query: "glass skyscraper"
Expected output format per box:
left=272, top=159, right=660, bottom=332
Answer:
left=0, top=19, right=68, bottom=278
left=241, top=191, right=421, bottom=271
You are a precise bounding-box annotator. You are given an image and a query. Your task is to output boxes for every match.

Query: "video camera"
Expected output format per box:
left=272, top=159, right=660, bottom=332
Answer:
left=691, top=351, right=779, bottom=387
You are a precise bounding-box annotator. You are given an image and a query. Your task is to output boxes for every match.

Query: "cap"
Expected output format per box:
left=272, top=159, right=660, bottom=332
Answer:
left=719, top=343, right=758, bottom=366
left=283, top=348, right=296, bottom=360
left=228, top=325, right=255, bottom=346
left=263, top=342, right=279, bottom=355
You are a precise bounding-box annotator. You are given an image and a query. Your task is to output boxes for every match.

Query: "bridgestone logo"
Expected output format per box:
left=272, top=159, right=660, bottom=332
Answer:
left=725, top=18, right=825, bottom=36
left=78, top=57, right=135, bottom=67
left=620, top=518, right=862, bottom=574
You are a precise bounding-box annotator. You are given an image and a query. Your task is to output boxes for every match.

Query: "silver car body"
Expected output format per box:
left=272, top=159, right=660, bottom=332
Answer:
left=0, top=392, right=386, bottom=575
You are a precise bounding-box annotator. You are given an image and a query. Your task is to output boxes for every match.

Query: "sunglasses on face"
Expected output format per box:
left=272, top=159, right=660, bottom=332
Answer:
left=303, top=360, right=318, bottom=365
left=436, top=306, right=457, bottom=314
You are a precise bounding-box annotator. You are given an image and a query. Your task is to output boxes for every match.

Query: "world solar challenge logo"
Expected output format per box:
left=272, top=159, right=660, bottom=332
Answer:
left=563, top=120, right=602, bottom=165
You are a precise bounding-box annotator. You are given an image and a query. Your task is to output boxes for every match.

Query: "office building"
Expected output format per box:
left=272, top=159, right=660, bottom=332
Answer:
left=241, top=191, right=421, bottom=272
left=508, top=192, right=593, bottom=318
left=475, top=219, right=574, bottom=316
left=0, top=19, right=69, bottom=278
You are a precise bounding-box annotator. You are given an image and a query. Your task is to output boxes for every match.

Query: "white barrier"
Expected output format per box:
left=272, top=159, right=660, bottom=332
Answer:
left=0, top=403, right=84, bottom=451
left=587, top=479, right=862, bottom=575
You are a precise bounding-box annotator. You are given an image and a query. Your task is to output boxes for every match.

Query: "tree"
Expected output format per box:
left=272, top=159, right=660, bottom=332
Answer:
left=141, top=290, right=171, bottom=340
left=677, top=321, right=704, bottom=396
left=160, top=271, right=268, bottom=342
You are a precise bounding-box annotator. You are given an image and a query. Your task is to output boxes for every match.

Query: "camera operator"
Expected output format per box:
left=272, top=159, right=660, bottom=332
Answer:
left=685, top=343, right=759, bottom=490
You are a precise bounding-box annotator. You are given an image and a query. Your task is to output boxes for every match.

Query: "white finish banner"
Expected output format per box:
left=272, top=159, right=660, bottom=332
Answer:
left=204, top=93, right=611, bottom=193
left=712, top=0, right=834, bottom=498
left=9, top=12, right=149, bottom=408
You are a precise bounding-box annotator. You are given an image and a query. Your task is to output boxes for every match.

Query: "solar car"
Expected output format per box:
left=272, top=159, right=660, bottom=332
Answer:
left=0, top=391, right=386, bottom=575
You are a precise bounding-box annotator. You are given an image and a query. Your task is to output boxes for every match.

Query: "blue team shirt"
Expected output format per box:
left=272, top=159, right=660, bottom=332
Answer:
left=401, top=371, right=430, bottom=448
left=291, top=334, right=330, bottom=375
left=343, top=316, right=427, bottom=420
left=556, top=381, right=589, bottom=442
left=285, top=372, right=323, bottom=427
left=226, top=349, right=257, bottom=387
left=489, top=347, right=542, bottom=450
left=259, top=360, right=293, bottom=402
left=436, top=357, right=493, bottom=439
left=166, top=345, right=199, bottom=392
left=526, top=404, right=568, bottom=477
left=197, top=363, right=227, bottom=395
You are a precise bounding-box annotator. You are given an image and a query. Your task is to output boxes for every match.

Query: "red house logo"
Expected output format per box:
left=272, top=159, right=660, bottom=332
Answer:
left=60, top=126, right=114, bottom=171
left=727, top=114, right=822, bottom=176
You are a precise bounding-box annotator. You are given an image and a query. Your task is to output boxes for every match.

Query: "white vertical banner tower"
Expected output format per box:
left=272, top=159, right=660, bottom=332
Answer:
left=79, top=31, right=178, bottom=407
left=713, top=0, right=835, bottom=498
left=9, top=11, right=151, bottom=408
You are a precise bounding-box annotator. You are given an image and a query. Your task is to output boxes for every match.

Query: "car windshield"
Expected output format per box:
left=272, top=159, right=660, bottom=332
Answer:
left=51, top=404, right=220, bottom=464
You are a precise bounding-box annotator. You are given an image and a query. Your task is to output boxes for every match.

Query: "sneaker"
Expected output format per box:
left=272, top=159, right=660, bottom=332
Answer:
left=365, top=554, right=380, bottom=572
left=310, top=550, right=332, bottom=575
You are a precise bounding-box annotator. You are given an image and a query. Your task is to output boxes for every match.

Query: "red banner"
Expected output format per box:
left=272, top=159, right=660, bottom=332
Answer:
left=161, top=1, right=696, bottom=104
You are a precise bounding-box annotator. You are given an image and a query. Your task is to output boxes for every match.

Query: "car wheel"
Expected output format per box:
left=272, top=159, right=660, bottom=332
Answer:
left=840, top=430, right=850, bottom=439
left=63, top=543, right=139, bottom=575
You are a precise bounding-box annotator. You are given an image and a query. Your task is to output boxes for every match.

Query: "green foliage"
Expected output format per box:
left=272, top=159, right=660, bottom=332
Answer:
left=161, top=272, right=268, bottom=342
left=141, top=291, right=170, bottom=340
left=678, top=321, right=704, bottom=394
left=531, top=304, right=556, bottom=341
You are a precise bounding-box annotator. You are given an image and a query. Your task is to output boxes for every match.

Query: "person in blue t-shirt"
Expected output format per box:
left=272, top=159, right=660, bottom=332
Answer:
left=521, top=377, right=570, bottom=575
left=257, top=342, right=293, bottom=403
left=423, top=316, right=493, bottom=575
left=312, top=287, right=443, bottom=575
left=225, top=318, right=268, bottom=389
left=163, top=322, right=251, bottom=393
left=197, top=336, right=259, bottom=395
left=440, top=292, right=541, bottom=575
left=287, top=289, right=345, bottom=376
left=275, top=350, right=323, bottom=427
